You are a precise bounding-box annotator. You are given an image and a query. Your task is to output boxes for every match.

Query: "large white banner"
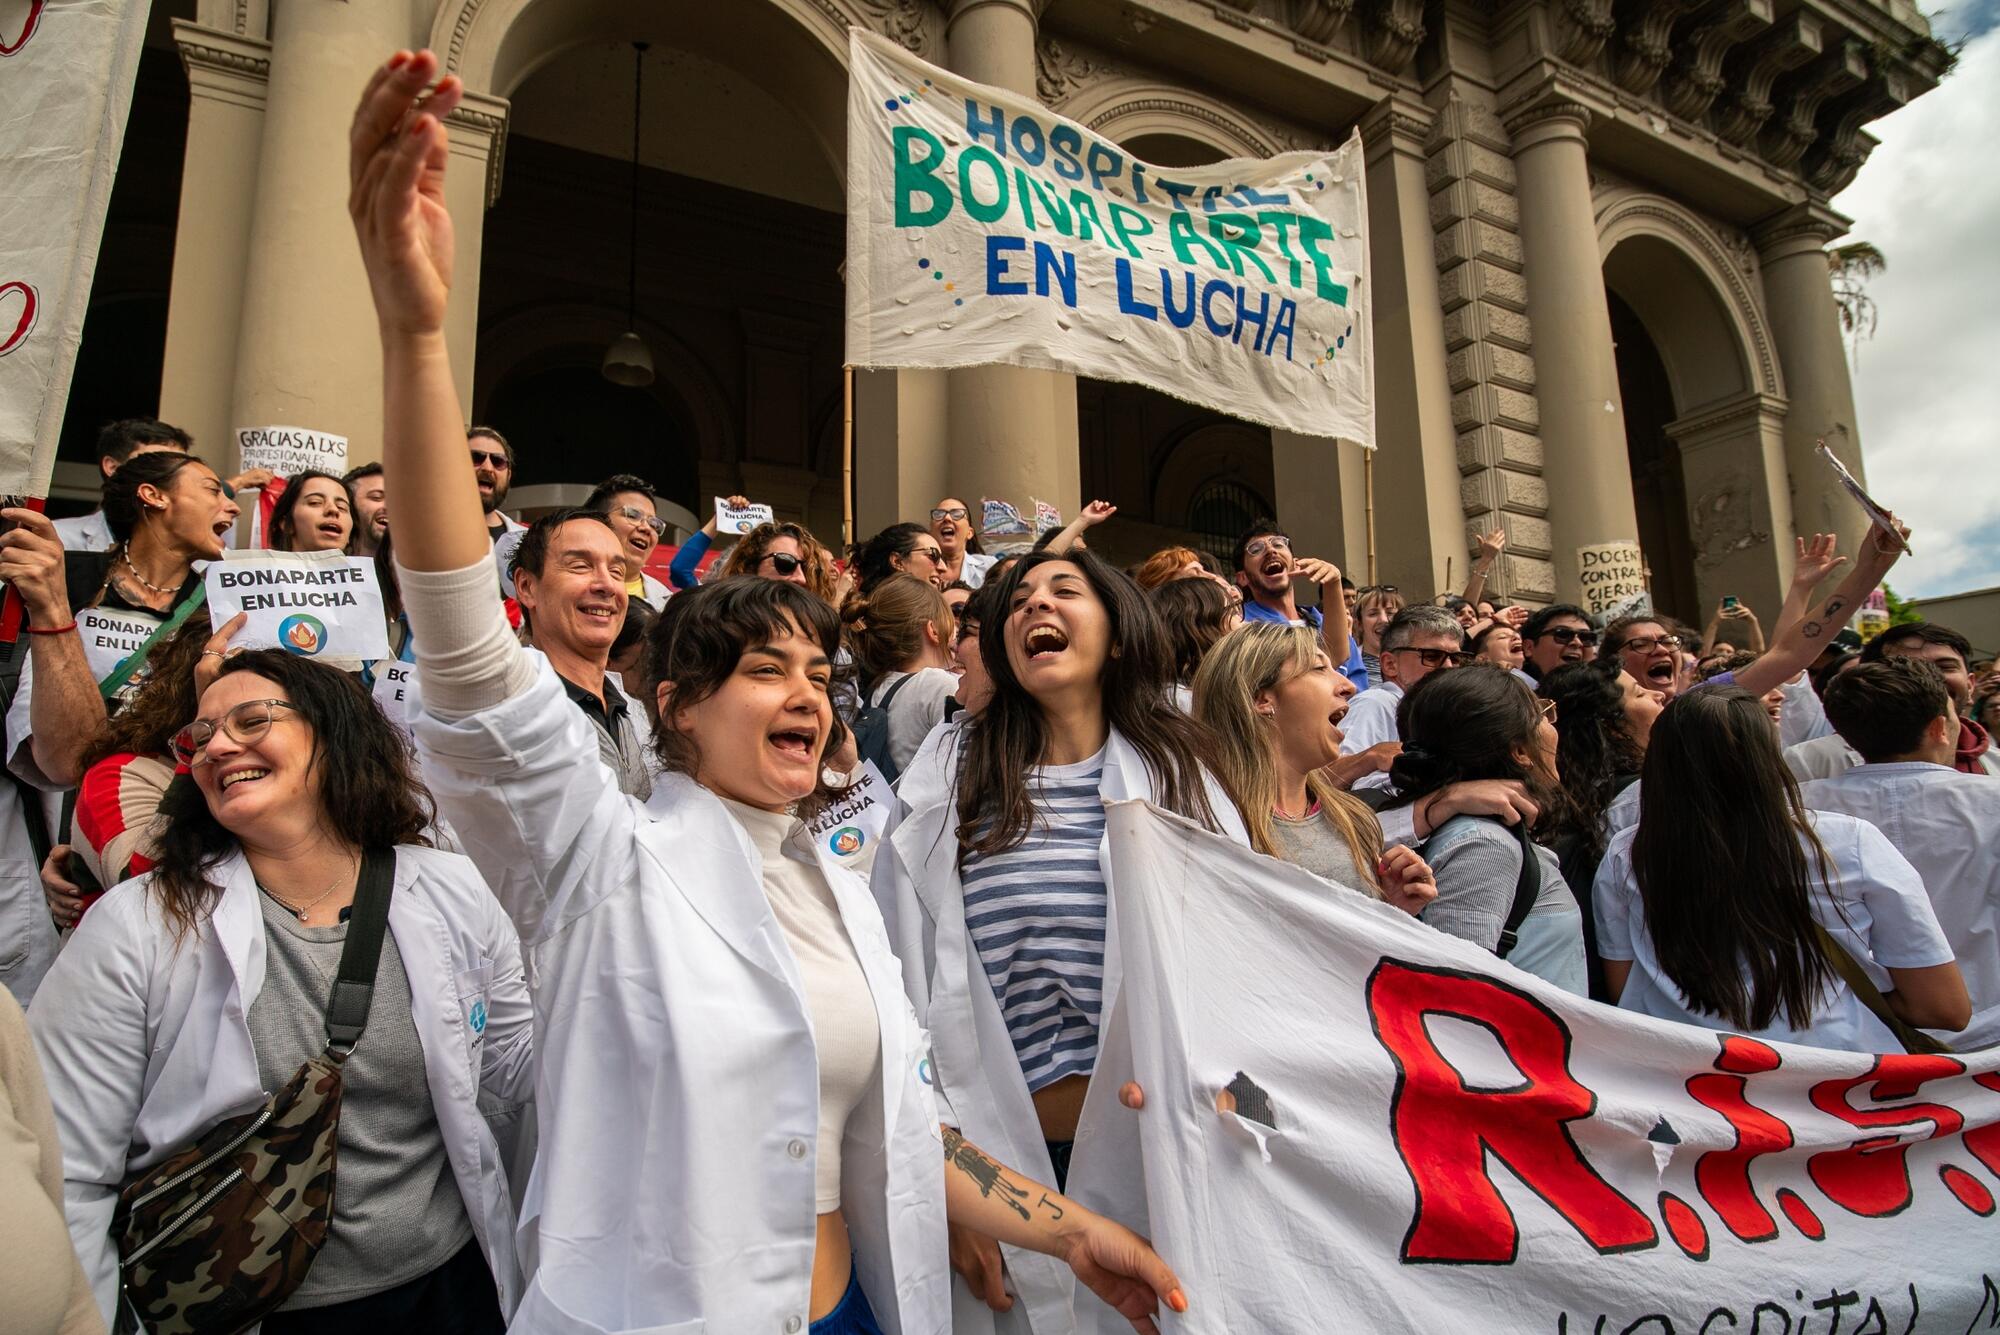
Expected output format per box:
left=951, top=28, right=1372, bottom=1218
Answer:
left=0, top=0, right=151, bottom=496
left=844, top=31, right=1374, bottom=446
left=1070, top=802, right=2000, bottom=1332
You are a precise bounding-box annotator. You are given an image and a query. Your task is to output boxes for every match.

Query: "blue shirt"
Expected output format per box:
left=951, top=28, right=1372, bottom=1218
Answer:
left=1241, top=599, right=1368, bottom=688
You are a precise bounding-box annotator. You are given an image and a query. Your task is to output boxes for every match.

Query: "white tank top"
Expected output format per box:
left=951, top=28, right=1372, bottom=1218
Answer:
left=722, top=799, right=883, bottom=1210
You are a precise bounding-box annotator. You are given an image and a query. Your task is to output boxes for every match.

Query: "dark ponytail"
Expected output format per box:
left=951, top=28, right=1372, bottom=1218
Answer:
left=1387, top=665, right=1564, bottom=838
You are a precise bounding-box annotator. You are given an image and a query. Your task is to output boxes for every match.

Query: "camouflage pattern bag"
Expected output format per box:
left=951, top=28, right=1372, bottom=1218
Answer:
left=110, top=849, right=396, bottom=1335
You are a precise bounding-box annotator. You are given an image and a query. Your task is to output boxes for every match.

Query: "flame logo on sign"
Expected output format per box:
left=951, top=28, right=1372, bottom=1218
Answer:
left=0, top=1, right=46, bottom=57
left=278, top=614, right=326, bottom=656
left=0, top=282, right=37, bottom=357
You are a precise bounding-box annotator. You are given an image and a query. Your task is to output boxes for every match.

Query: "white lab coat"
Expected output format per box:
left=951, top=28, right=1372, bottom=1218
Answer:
left=412, top=655, right=951, bottom=1335
left=1801, top=761, right=2000, bottom=1051
left=1777, top=670, right=1834, bottom=747
left=1335, top=682, right=1401, bottom=793
left=874, top=722, right=1247, bottom=1334
left=52, top=509, right=114, bottom=555
left=27, top=844, right=533, bottom=1328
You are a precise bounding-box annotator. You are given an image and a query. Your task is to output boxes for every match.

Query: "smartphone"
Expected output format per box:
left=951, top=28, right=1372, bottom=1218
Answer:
left=1721, top=595, right=1740, bottom=612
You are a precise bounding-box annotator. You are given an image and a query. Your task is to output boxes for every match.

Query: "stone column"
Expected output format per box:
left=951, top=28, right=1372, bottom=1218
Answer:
left=941, top=0, right=1081, bottom=530
left=158, top=21, right=270, bottom=468
left=1506, top=100, right=1641, bottom=600
left=1666, top=391, right=1792, bottom=618
left=227, top=0, right=418, bottom=469
left=1360, top=98, right=1469, bottom=594
left=1753, top=202, right=1867, bottom=543
left=441, top=92, right=509, bottom=420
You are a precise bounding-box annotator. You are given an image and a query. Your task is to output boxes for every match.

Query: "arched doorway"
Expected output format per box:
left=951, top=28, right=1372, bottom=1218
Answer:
left=1599, top=201, right=1791, bottom=622
left=448, top=1, right=856, bottom=541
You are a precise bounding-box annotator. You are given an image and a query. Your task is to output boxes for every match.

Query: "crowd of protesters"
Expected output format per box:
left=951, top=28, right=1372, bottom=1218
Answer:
left=0, top=47, right=1993, bottom=1335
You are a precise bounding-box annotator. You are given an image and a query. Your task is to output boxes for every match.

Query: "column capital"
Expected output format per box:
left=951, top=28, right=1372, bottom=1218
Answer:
left=1664, top=390, right=1787, bottom=453
left=1358, top=96, right=1435, bottom=162
left=946, top=0, right=1045, bottom=27
left=1751, top=201, right=1853, bottom=259
left=1501, top=96, right=1591, bottom=148
left=173, top=19, right=271, bottom=107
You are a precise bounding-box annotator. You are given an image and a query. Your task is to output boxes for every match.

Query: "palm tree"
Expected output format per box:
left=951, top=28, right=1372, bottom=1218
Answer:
left=1828, top=240, right=1886, bottom=342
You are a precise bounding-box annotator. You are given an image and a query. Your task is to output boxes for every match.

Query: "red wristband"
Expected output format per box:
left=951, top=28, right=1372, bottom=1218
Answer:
left=26, top=620, right=77, bottom=636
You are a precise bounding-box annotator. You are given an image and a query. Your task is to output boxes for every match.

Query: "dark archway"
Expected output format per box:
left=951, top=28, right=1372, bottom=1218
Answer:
left=1609, top=292, right=1696, bottom=623
left=482, top=363, right=701, bottom=512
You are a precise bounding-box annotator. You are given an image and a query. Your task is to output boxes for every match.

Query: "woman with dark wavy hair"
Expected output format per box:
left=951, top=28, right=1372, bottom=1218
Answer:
left=1386, top=666, right=1587, bottom=994
left=1149, top=573, right=1240, bottom=710
left=266, top=470, right=355, bottom=553
left=1595, top=686, right=1968, bottom=1051
left=30, top=651, right=534, bottom=1331
left=879, top=544, right=1247, bottom=1321
left=342, top=53, right=1188, bottom=1335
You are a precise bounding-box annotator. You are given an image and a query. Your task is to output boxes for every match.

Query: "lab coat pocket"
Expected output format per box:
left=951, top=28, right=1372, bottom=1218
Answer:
left=514, top=1272, right=706, bottom=1334
left=0, top=871, right=34, bottom=970
left=455, top=961, right=494, bottom=1047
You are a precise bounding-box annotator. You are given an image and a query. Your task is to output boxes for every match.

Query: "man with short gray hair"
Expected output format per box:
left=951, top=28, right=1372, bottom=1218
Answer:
left=1339, top=605, right=1468, bottom=792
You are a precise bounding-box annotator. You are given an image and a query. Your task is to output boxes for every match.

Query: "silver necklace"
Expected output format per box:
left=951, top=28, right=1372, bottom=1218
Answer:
left=120, top=551, right=177, bottom=596
left=259, top=856, right=356, bottom=922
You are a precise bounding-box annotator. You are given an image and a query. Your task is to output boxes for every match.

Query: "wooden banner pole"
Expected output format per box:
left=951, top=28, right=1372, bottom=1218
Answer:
left=841, top=365, right=855, bottom=550
left=1363, top=448, right=1378, bottom=585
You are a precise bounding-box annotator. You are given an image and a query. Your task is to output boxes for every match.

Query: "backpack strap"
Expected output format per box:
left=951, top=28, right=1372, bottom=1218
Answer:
left=1493, top=818, right=1543, bottom=960
left=323, top=848, right=397, bottom=1060
left=876, top=672, right=916, bottom=711
left=1811, top=922, right=1952, bottom=1055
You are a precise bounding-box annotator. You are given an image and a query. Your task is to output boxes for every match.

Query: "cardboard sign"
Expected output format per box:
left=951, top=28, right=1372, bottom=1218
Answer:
left=235, top=426, right=348, bottom=479
left=713, top=497, right=774, bottom=536
left=1033, top=499, right=1063, bottom=534
left=805, top=761, right=893, bottom=868
left=205, top=550, right=388, bottom=660
left=371, top=660, right=420, bottom=732
left=1576, top=541, right=1647, bottom=617
left=1074, top=801, right=2000, bottom=1332
left=981, top=497, right=1030, bottom=537
left=77, top=606, right=161, bottom=686
left=1817, top=441, right=1910, bottom=553
left=845, top=31, right=1373, bottom=445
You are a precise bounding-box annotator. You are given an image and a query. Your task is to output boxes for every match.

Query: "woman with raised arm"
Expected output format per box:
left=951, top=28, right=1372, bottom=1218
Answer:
left=878, top=545, right=1245, bottom=1331
left=348, top=51, right=1182, bottom=1335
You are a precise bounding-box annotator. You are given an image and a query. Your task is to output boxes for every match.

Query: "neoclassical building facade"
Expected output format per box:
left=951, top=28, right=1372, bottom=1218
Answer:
left=68, top=0, right=1944, bottom=618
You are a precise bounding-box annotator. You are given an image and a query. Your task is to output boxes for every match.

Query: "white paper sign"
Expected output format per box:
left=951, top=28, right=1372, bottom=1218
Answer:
left=76, top=607, right=161, bottom=685
left=205, top=550, right=388, bottom=661
left=1033, top=499, right=1063, bottom=534
left=235, top=426, right=348, bottom=479
left=371, top=660, right=420, bottom=732
left=1065, top=802, right=2000, bottom=1333
left=845, top=30, right=1374, bottom=445
left=1576, top=540, right=1647, bottom=617
left=714, top=497, right=774, bottom=536
left=805, top=761, right=893, bottom=868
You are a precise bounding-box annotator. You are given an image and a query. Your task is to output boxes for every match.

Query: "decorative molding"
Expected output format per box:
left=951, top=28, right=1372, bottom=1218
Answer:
left=1361, top=0, right=1426, bottom=73
left=443, top=0, right=487, bottom=76
left=1358, top=96, right=1433, bottom=155
left=174, top=21, right=271, bottom=80
left=1714, top=11, right=1822, bottom=148
left=860, top=0, right=938, bottom=57
left=1082, top=93, right=1290, bottom=157
left=1805, top=67, right=1909, bottom=194
left=1554, top=0, right=1615, bottom=68
left=1748, top=200, right=1850, bottom=255
left=1035, top=34, right=1123, bottom=106
left=1501, top=96, right=1591, bottom=139
left=1286, top=0, right=1355, bottom=46
left=1609, top=0, right=1697, bottom=97
left=445, top=90, right=512, bottom=208
left=1762, top=36, right=1866, bottom=168
left=1660, top=0, right=1771, bottom=123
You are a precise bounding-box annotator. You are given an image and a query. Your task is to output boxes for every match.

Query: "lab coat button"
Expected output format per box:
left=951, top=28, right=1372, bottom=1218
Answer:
left=784, top=1317, right=802, bottom=1333
left=786, top=1139, right=807, bottom=1160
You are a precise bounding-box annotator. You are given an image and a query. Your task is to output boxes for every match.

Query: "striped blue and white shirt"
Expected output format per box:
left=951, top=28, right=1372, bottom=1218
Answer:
left=961, top=750, right=1108, bottom=1093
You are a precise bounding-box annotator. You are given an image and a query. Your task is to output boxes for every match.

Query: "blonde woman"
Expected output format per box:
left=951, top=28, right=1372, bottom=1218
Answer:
left=1353, top=584, right=1406, bottom=687
left=1193, top=624, right=1436, bottom=913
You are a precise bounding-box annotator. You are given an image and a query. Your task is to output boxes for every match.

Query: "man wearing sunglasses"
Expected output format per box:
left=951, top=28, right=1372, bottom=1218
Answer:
left=1233, top=520, right=1365, bottom=688
left=1520, top=603, right=1600, bottom=682
left=1339, top=605, right=1470, bottom=793
left=585, top=473, right=674, bottom=609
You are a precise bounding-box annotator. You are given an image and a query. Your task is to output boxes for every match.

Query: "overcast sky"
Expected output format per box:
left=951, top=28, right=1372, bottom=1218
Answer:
left=1831, top=4, right=2000, bottom=598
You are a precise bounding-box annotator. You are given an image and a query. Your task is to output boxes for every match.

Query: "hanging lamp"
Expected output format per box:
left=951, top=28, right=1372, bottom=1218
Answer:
left=602, top=41, right=655, bottom=386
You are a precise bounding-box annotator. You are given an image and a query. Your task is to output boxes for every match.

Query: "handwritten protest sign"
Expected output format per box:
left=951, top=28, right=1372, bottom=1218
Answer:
left=1033, top=500, right=1063, bottom=534
left=235, top=426, right=348, bottom=479
left=981, top=498, right=1030, bottom=537
left=713, top=497, right=775, bottom=536
left=77, top=607, right=160, bottom=685
left=205, top=550, right=388, bottom=661
left=805, top=761, right=892, bottom=870
left=1064, top=802, right=2000, bottom=1333
left=1576, top=541, right=1647, bottom=617
left=845, top=30, right=1373, bottom=444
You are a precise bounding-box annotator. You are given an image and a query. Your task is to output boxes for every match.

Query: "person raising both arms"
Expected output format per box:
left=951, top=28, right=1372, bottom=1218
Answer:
left=348, top=50, right=1185, bottom=1335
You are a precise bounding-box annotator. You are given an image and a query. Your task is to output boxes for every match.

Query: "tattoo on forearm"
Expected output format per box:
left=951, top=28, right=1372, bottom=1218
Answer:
left=1038, top=1191, right=1065, bottom=1221
left=942, top=1128, right=1032, bottom=1220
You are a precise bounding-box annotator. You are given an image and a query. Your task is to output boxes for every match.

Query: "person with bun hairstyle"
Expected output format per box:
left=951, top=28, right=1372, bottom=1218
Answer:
left=878, top=544, right=1244, bottom=1328
left=846, top=573, right=962, bottom=774
left=347, top=51, right=1187, bottom=1335
left=853, top=521, right=948, bottom=593
left=1387, top=666, right=1587, bottom=994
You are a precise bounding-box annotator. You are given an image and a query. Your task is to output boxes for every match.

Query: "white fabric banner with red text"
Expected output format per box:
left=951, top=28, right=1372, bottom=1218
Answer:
left=0, top=0, right=151, bottom=496
left=1066, top=802, right=2000, bottom=1333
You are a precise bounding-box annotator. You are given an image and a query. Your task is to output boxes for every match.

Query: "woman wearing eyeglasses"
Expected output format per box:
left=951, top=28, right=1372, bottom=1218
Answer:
left=583, top=474, right=673, bottom=609
left=855, top=522, right=948, bottom=593
left=30, top=651, right=533, bottom=1331
left=1385, top=665, right=1588, bottom=994
left=1605, top=615, right=1686, bottom=699
left=931, top=497, right=997, bottom=589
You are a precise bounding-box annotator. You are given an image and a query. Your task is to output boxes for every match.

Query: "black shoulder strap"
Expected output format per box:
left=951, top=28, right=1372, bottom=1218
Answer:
left=877, top=672, right=916, bottom=710
left=1812, top=922, right=1952, bottom=1055
left=1494, top=819, right=1543, bottom=960
left=323, top=847, right=397, bottom=1060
